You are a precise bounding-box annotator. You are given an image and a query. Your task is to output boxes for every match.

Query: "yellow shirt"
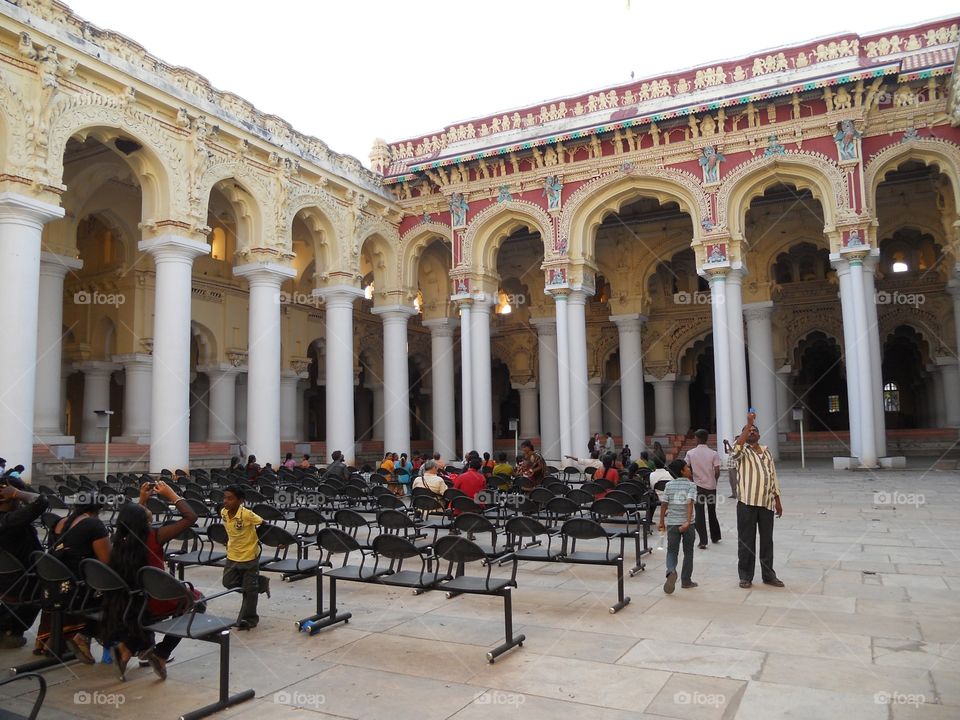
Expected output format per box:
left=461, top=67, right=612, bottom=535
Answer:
left=220, top=505, right=264, bottom=562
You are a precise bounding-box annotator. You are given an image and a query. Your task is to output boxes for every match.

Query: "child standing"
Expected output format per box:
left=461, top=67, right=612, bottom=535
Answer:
left=658, top=459, right=698, bottom=594
left=221, top=485, right=267, bottom=629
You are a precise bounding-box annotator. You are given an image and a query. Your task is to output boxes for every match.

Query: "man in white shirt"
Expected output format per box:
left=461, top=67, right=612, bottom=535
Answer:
left=684, top=428, right=722, bottom=549
left=412, top=459, right=447, bottom=498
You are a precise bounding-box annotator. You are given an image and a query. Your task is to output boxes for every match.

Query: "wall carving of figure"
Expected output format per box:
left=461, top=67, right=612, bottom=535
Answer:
left=544, top=175, right=562, bottom=211
left=449, top=192, right=469, bottom=228
left=834, top=119, right=861, bottom=162
left=698, top=146, right=725, bottom=185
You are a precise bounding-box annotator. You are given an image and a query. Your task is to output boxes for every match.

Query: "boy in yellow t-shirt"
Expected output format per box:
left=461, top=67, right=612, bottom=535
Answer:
left=221, top=485, right=266, bottom=629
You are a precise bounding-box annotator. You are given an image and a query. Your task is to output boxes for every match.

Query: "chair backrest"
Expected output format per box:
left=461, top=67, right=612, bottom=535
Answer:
left=376, top=508, right=416, bottom=533
left=78, top=558, right=130, bottom=594
left=257, top=524, right=297, bottom=549
left=317, top=527, right=362, bottom=556
left=561, top=517, right=609, bottom=541
left=0, top=549, right=26, bottom=578
left=545, top=481, right=569, bottom=495
left=453, top=511, right=496, bottom=535
left=590, top=497, right=628, bottom=520
left=444, top=488, right=468, bottom=503
left=604, top=489, right=635, bottom=505
left=376, top=493, right=405, bottom=510
left=293, top=507, right=325, bottom=528
left=411, top=495, right=444, bottom=514
left=333, top=508, right=369, bottom=531
left=250, top=503, right=286, bottom=522
left=137, top=566, right=194, bottom=609
left=544, top=496, right=579, bottom=518
left=450, top=495, right=483, bottom=515
left=31, top=551, right=74, bottom=583
left=372, top=533, right=422, bottom=561
left=434, top=534, right=487, bottom=564
left=529, top=487, right=555, bottom=506
left=566, top=488, right=594, bottom=507
left=206, top=523, right=229, bottom=547
left=580, top=482, right=603, bottom=497
left=505, top=515, right=551, bottom=540
left=562, top=466, right=580, bottom=478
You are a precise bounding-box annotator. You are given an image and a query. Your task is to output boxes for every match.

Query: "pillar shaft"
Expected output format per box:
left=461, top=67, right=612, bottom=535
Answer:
left=516, top=384, right=539, bottom=439
left=611, top=314, right=646, bottom=452
left=674, top=378, right=691, bottom=439
left=775, top=366, right=793, bottom=435
left=116, top=354, right=152, bottom=443
left=862, top=257, right=887, bottom=457
left=532, top=318, right=561, bottom=460
left=471, top=299, right=494, bottom=454
left=835, top=261, right=862, bottom=459
left=458, top=303, right=474, bottom=455
left=552, top=295, right=573, bottom=457
left=204, top=365, right=238, bottom=443
left=726, top=268, right=749, bottom=426
left=423, top=319, right=457, bottom=460
left=939, top=359, right=960, bottom=427
left=652, top=375, right=676, bottom=436
left=744, top=302, right=779, bottom=459
left=709, top=273, right=734, bottom=459
left=848, top=258, right=878, bottom=467
left=140, top=235, right=209, bottom=472
left=588, top=378, right=603, bottom=438
left=280, top=372, right=301, bottom=442
left=35, top=252, right=82, bottom=441
left=317, top=286, right=363, bottom=463
left=374, top=305, right=416, bottom=455
left=567, top=289, right=591, bottom=454
left=0, top=193, right=63, bottom=482
left=234, top=262, right=295, bottom=465
left=77, top=362, right=116, bottom=443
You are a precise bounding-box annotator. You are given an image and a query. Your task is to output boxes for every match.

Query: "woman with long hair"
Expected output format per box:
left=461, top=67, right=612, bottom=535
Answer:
left=100, top=481, right=197, bottom=680
left=593, top=452, right=620, bottom=500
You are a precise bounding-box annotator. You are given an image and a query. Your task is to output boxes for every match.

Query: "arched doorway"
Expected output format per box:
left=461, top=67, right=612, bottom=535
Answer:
left=793, top=331, right=847, bottom=431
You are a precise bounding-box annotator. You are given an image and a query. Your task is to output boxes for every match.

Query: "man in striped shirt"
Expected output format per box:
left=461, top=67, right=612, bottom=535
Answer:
left=730, top=411, right=784, bottom=589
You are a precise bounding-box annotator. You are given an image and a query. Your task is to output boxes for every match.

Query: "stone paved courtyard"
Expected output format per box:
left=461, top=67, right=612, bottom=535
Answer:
left=2, top=460, right=959, bottom=720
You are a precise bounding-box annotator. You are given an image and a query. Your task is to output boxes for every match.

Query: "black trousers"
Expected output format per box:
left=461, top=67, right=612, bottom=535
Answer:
left=736, top=502, right=776, bottom=583
left=694, top=488, right=721, bottom=545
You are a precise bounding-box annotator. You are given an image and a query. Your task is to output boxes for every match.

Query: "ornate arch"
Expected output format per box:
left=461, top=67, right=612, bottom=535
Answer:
left=560, top=167, right=709, bottom=262
left=718, top=152, right=848, bottom=238
left=45, top=96, right=180, bottom=221
left=398, top=222, right=452, bottom=293
left=782, top=308, right=845, bottom=359
left=591, top=331, right=621, bottom=379
left=460, top=200, right=553, bottom=275
left=671, top=321, right=715, bottom=375
left=190, top=320, right=219, bottom=366
left=197, top=161, right=272, bottom=245
left=357, top=214, right=401, bottom=290
left=865, top=138, right=960, bottom=215
left=878, top=308, right=950, bottom=357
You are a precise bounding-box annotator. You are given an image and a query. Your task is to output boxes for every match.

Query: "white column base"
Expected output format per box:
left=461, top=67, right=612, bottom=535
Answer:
left=834, top=455, right=907, bottom=470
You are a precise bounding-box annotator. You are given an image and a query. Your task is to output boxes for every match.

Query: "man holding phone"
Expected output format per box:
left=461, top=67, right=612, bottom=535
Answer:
left=729, top=410, right=784, bottom=589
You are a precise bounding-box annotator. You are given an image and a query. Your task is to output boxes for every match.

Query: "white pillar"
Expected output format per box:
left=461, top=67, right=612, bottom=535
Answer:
left=775, top=365, right=793, bottom=435
left=0, top=194, right=63, bottom=482
left=834, top=259, right=862, bottom=459
left=458, top=301, right=474, bottom=455
left=371, top=383, right=385, bottom=441
left=531, top=317, right=561, bottom=460
left=203, top=364, right=238, bottom=443
left=744, top=301, right=779, bottom=460
left=423, top=318, right=457, bottom=460
left=605, top=383, right=623, bottom=437
left=588, top=376, right=603, bottom=437
left=516, top=383, right=539, bottom=439
left=471, top=297, right=494, bottom=454
left=862, top=255, right=887, bottom=457
left=612, top=314, right=646, bottom=452
left=551, top=293, right=574, bottom=458
left=76, top=361, right=116, bottom=443
left=115, top=354, right=152, bottom=443
left=140, top=235, right=210, bottom=472
left=567, top=289, right=591, bottom=454
left=674, top=376, right=692, bottom=438
left=726, top=268, right=749, bottom=427
left=316, top=286, right=363, bottom=463
left=937, top=358, right=960, bottom=427
left=847, top=255, right=878, bottom=467
left=708, top=271, right=734, bottom=460
left=651, top=374, right=676, bottom=437
left=373, top=305, right=416, bottom=455
left=35, top=252, right=82, bottom=443
left=279, top=371, right=300, bottom=442
left=234, top=262, right=295, bottom=465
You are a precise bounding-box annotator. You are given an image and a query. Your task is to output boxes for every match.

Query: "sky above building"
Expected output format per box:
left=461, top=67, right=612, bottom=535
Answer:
left=66, top=0, right=959, bottom=166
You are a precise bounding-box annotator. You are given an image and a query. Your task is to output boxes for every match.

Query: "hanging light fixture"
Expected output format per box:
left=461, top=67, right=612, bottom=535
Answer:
left=496, top=289, right=512, bottom=315
left=364, top=282, right=374, bottom=300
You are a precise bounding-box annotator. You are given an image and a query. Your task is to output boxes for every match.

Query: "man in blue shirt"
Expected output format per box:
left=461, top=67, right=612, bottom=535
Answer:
left=658, top=459, right=698, bottom=594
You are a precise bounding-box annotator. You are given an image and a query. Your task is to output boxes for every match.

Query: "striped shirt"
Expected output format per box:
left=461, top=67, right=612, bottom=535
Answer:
left=731, top=442, right=781, bottom=510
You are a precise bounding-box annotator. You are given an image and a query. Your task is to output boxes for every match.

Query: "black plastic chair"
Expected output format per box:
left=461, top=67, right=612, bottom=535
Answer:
left=137, top=567, right=254, bottom=720
left=77, top=559, right=140, bottom=678
left=434, top=535, right=524, bottom=663
left=165, top=526, right=226, bottom=580
left=504, top=516, right=565, bottom=562
left=296, top=528, right=390, bottom=635
left=559, top=518, right=631, bottom=613
left=372, top=534, right=440, bottom=593
left=257, top=525, right=322, bottom=581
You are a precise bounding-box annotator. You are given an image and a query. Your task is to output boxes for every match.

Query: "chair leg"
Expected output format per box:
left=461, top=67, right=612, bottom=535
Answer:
left=487, top=587, right=524, bottom=663
left=629, top=531, right=645, bottom=576
left=610, top=558, right=631, bottom=614
left=296, top=575, right=351, bottom=635
left=9, top=609, right=77, bottom=674
left=179, top=633, right=254, bottom=720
